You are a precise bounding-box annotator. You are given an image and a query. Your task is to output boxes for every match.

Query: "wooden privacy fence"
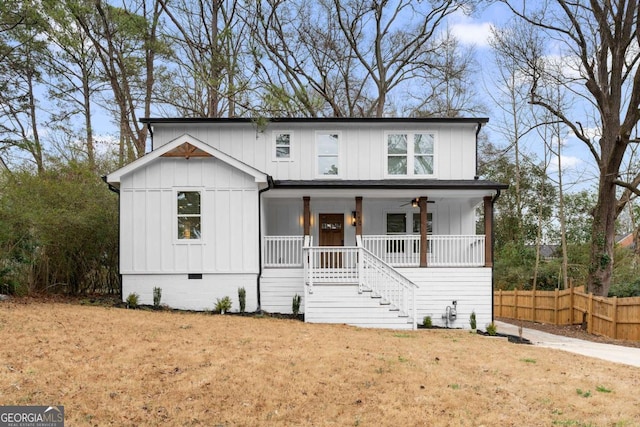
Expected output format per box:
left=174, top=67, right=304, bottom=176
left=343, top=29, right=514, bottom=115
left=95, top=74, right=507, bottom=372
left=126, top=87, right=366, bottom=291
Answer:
left=494, top=286, right=640, bottom=341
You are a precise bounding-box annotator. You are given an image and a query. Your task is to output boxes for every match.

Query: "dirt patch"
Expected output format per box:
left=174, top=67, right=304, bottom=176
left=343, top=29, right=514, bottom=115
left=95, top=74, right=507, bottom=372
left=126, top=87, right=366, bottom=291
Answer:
left=1, top=299, right=639, bottom=426
left=497, top=317, right=640, bottom=349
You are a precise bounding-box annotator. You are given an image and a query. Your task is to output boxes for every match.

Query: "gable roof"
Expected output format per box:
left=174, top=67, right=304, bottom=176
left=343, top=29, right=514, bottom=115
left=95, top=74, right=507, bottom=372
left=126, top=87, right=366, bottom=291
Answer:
left=105, top=134, right=269, bottom=188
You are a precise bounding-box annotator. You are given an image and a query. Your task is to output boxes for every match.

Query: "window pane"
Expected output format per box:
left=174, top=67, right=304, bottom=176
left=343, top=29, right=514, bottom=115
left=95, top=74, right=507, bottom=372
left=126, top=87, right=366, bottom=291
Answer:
left=177, top=191, right=200, bottom=214
left=413, top=213, right=433, bottom=233
left=414, top=155, right=433, bottom=174
left=178, top=217, right=201, bottom=239
left=386, top=213, right=406, bottom=233
left=387, top=134, right=407, bottom=154
left=318, top=156, right=339, bottom=175
left=276, top=133, right=290, bottom=147
left=276, top=146, right=290, bottom=158
left=317, top=133, right=339, bottom=155
left=387, top=156, right=407, bottom=175
left=414, top=134, right=434, bottom=154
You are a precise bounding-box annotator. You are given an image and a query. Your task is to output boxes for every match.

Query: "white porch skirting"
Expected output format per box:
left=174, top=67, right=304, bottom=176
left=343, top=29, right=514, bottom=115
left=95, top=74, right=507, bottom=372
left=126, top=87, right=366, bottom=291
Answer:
left=260, top=267, right=493, bottom=330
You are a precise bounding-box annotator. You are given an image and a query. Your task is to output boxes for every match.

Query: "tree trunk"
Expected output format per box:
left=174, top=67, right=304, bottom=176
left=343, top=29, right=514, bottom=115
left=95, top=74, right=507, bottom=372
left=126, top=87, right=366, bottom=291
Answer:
left=588, top=174, right=618, bottom=296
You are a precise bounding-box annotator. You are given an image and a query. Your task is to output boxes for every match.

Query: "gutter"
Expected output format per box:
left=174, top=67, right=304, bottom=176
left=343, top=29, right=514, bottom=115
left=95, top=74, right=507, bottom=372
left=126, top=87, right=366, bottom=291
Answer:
left=490, top=189, right=501, bottom=323
left=101, top=175, right=122, bottom=299
left=256, top=176, right=274, bottom=312
left=475, top=120, right=483, bottom=180
left=102, top=175, right=120, bottom=194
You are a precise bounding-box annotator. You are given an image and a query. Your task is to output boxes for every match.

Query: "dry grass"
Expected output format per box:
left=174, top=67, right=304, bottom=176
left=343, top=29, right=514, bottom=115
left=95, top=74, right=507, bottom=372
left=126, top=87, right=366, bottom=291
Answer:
left=1, top=301, right=639, bottom=426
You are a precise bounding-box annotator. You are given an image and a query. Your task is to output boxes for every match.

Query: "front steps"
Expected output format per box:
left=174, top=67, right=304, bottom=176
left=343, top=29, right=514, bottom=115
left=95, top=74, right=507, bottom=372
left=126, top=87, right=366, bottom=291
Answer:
left=305, top=283, right=415, bottom=330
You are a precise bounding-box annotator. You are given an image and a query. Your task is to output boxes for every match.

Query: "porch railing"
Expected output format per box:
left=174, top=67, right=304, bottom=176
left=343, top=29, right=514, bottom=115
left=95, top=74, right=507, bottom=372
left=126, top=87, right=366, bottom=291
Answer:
left=264, top=234, right=486, bottom=268
left=361, top=235, right=485, bottom=267
left=361, top=235, right=420, bottom=267
left=262, top=236, right=305, bottom=267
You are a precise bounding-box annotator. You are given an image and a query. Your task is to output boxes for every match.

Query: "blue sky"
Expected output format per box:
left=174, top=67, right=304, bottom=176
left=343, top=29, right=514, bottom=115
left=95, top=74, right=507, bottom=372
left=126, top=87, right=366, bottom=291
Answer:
left=448, top=3, right=599, bottom=193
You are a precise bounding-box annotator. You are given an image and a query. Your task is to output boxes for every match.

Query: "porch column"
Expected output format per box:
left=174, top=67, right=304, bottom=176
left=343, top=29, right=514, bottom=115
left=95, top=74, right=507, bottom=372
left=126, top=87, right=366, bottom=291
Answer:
left=484, top=196, right=493, bottom=267
left=303, top=196, right=311, bottom=236
left=419, top=196, right=428, bottom=267
left=355, top=196, right=363, bottom=236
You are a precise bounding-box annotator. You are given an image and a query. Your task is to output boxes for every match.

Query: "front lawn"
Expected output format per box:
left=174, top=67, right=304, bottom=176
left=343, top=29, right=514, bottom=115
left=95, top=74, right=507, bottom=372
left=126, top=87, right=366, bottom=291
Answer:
left=1, top=300, right=638, bottom=426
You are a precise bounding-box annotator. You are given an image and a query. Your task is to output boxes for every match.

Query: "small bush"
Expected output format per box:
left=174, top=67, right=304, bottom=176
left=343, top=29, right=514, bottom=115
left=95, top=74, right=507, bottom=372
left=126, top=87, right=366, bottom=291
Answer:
left=486, top=322, right=498, bottom=336
left=126, top=293, right=139, bottom=309
left=469, top=311, right=477, bottom=330
left=215, top=296, right=232, bottom=314
left=153, top=287, right=162, bottom=308
left=608, top=280, right=640, bottom=298
left=423, top=316, right=432, bottom=328
left=292, top=294, right=301, bottom=316
left=238, top=287, right=246, bottom=313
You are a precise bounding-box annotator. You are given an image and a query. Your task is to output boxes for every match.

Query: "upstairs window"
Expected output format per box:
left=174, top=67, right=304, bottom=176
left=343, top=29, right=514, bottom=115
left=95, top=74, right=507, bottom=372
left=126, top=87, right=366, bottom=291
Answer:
left=317, top=132, right=340, bottom=176
left=386, top=132, right=435, bottom=176
left=177, top=191, right=201, bottom=240
left=274, top=132, right=292, bottom=160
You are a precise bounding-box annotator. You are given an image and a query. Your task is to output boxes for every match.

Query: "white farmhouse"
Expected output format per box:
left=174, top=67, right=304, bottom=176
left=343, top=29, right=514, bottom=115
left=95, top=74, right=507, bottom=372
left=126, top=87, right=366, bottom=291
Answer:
left=106, top=117, right=507, bottom=330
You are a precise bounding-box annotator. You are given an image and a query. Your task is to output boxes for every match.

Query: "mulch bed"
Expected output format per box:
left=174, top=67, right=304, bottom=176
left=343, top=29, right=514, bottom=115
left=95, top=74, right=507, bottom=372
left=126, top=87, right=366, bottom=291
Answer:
left=497, top=317, right=640, bottom=349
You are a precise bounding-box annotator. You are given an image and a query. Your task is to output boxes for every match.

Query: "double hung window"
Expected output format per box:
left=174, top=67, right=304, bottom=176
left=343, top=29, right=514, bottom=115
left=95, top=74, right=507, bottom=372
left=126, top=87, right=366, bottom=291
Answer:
left=317, top=132, right=340, bottom=176
left=386, top=132, right=435, bottom=176
left=177, top=191, right=201, bottom=240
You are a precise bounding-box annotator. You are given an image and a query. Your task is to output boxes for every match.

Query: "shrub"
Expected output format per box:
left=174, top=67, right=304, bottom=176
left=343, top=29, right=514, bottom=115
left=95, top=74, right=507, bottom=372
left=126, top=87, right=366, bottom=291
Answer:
left=486, top=322, right=498, bottom=336
left=126, top=293, right=139, bottom=309
left=153, top=287, right=162, bottom=308
left=422, top=316, right=432, bottom=328
left=292, top=294, right=301, bottom=316
left=215, top=296, right=232, bottom=314
left=238, top=287, right=246, bottom=313
left=469, top=311, right=477, bottom=330
left=608, top=280, right=640, bottom=298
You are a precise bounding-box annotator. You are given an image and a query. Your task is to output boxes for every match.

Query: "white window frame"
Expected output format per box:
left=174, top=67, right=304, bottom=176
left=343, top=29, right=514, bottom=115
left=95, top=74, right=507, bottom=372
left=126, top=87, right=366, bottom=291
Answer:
left=272, top=130, right=293, bottom=161
left=175, top=188, right=203, bottom=244
left=315, top=131, right=342, bottom=178
left=384, top=131, right=437, bottom=178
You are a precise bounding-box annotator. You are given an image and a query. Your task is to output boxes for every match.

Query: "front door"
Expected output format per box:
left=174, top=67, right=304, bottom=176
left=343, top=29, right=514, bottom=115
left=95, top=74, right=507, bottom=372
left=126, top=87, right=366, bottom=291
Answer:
left=319, top=213, right=344, bottom=267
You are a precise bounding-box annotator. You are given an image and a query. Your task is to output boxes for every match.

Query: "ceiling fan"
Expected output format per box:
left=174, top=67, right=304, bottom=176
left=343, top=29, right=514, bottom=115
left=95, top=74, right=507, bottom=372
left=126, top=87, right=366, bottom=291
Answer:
left=400, top=197, right=435, bottom=208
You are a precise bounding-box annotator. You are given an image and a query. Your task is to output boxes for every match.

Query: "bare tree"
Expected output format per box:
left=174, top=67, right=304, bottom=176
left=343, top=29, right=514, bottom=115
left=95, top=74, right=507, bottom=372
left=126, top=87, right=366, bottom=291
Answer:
left=72, top=0, right=164, bottom=162
left=157, top=0, right=252, bottom=118
left=495, top=0, right=640, bottom=296
left=245, top=0, right=469, bottom=117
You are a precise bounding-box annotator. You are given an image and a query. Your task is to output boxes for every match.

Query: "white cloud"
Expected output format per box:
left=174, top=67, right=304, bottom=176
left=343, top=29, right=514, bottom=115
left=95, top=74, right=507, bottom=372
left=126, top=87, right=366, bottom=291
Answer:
left=450, top=21, right=494, bottom=47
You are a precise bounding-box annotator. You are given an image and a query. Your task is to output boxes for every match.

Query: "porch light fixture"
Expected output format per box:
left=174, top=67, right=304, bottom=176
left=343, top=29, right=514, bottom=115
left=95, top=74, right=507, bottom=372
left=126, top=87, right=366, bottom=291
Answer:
left=411, top=198, right=419, bottom=208
left=351, top=211, right=357, bottom=226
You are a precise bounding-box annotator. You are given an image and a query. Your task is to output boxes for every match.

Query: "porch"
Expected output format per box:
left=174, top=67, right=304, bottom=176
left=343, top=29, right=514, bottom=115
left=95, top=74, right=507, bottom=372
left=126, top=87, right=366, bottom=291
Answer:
left=259, top=190, right=498, bottom=329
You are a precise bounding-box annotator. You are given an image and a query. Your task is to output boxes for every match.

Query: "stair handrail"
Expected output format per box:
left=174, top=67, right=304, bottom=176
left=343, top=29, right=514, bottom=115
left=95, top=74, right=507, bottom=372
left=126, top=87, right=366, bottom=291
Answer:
left=358, top=244, right=418, bottom=329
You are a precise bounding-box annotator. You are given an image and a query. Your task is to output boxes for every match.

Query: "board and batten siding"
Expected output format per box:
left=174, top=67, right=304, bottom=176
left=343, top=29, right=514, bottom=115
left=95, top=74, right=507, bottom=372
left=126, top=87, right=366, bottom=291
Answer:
left=120, top=156, right=260, bottom=275
left=402, top=267, right=493, bottom=329
left=149, top=122, right=478, bottom=181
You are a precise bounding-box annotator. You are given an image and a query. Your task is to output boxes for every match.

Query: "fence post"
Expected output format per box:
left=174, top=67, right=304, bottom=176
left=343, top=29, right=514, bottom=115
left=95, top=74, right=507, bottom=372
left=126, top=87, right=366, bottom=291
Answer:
left=514, top=289, right=519, bottom=320
left=612, top=296, right=618, bottom=339
left=570, top=285, right=575, bottom=324
left=588, top=292, right=594, bottom=334
left=499, top=289, right=503, bottom=317
left=532, top=289, right=537, bottom=322
left=554, top=288, right=559, bottom=325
